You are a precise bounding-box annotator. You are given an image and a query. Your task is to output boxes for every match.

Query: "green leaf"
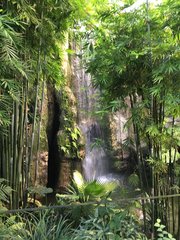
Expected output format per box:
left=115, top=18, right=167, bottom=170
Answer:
left=72, top=141, right=77, bottom=148
left=27, top=186, right=53, bottom=196
left=158, top=233, right=164, bottom=237
left=154, top=223, right=160, bottom=227
left=168, top=233, right=173, bottom=238
left=73, top=171, right=85, bottom=190
left=84, top=181, right=105, bottom=197
left=66, top=48, right=75, bottom=54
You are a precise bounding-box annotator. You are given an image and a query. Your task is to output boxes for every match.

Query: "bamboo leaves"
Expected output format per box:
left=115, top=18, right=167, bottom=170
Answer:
left=82, top=0, right=180, bottom=236
left=0, top=0, right=74, bottom=208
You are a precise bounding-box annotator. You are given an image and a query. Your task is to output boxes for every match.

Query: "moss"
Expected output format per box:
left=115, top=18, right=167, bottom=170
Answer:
left=57, top=86, right=85, bottom=160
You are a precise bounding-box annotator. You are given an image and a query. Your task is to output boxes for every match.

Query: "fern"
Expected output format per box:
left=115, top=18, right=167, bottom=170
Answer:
left=0, top=178, right=12, bottom=203
left=128, top=173, right=140, bottom=188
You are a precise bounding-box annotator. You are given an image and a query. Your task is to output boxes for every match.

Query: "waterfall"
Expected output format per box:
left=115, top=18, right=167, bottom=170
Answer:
left=80, top=121, right=109, bottom=180
left=71, top=42, right=109, bottom=180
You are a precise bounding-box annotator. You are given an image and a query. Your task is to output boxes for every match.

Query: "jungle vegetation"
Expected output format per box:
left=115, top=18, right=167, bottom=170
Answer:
left=0, top=0, right=179, bottom=239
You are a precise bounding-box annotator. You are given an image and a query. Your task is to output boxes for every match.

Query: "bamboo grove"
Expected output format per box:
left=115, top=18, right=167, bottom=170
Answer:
left=81, top=0, right=180, bottom=236
left=0, top=0, right=103, bottom=208
left=0, top=0, right=74, bottom=208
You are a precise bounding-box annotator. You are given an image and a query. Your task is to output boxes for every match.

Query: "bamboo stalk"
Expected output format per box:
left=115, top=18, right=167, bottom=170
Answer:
left=22, top=79, right=29, bottom=207
left=29, top=0, right=44, bottom=187
left=16, top=86, right=26, bottom=208
left=10, top=102, right=14, bottom=193
left=6, top=131, right=10, bottom=183
left=171, top=117, right=175, bottom=234
left=151, top=166, right=155, bottom=240
left=35, top=79, right=45, bottom=185
left=177, top=196, right=180, bottom=239
left=129, top=94, right=148, bottom=233
left=2, top=136, right=6, bottom=179
left=12, top=101, right=19, bottom=209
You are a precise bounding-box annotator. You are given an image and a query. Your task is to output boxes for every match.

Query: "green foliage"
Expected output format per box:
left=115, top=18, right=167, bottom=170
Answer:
left=0, top=211, right=72, bottom=240
left=154, top=219, right=176, bottom=240
left=0, top=0, right=179, bottom=237
left=27, top=186, right=53, bottom=206
left=0, top=206, right=149, bottom=240
left=90, top=138, right=105, bottom=150
left=73, top=205, right=148, bottom=240
left=27, top=186, right=53, bottom=197
left=128, top=173, right=140, bottom=188
left=0, top=0, right=76, bottom=207
left=58, top=87, right=84, bottom=159
left=84, top=0, right=180, bottom=145
left=147, top=158, right=168, bottom=174
left=59, top=124, right=82, bottom=159
left=56, top=171, right=117, bottom=224
left=0, top=15, right=24, bottom=131
left=0, top=215, right=29, bottom=240
left=20, top=211, right=72, bottom=240
left=56, top=171, right=117, bottom=204
left=80, top=0, right=180, bottom=235
left=0, top=179, right=12, bottom=204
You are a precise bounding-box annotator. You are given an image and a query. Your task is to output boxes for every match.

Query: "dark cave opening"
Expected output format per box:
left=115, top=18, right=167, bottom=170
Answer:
left=46, top=86, right=61, bottom=189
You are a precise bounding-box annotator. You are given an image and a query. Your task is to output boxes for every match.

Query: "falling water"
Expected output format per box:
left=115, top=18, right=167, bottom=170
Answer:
left=80, top=121, right=109, bottom=180
left=71, top=42, right=109, bottom=180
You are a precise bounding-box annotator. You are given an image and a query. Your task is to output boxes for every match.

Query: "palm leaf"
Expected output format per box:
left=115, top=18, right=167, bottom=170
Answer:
left=0, top=179, right=12, bottom=203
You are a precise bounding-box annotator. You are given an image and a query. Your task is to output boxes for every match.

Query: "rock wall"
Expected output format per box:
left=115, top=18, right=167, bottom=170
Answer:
left=40, top=36, right=134, bottom=191
left=45, top=37, right=84, bottom=191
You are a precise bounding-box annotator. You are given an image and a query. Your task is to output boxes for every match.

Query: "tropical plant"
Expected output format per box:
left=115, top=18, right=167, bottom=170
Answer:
left=0, top=211, right=72, bottom=240
left=0, top=178, right=13, bottom=212
left=0, top=179, right=12, bottom=203
left=56, top=171, right=117, bottom=203
left=0, top=215, right=28, bottom=240
left=154, top=219, right=176, bottom=240
left=56, top=171, right=117, bottom=224
left=73, top=204, right=148, bottom=240
left=18, top=211, right=72, bottom=240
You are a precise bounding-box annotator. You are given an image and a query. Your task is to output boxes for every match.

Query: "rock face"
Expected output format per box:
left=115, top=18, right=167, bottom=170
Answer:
left=109, top=99, right=134, bottom=172
left=69, top=40, right=111, bottom=180
left=38, top=151, right=48, bottom=186
left=45, top=37, right=85, bottom=191
left=45, top=37, right=133, bottom=191
left=68, top=40, right=134, bottom=180
left=46, top=81, right=84, bottom=191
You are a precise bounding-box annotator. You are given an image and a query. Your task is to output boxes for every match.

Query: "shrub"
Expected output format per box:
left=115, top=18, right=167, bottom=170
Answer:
left=0, top=211, right=72, bottom=240
left=154, top=219, right=176, bottom=240
left=73, top=205, right=148, bottom=240
left=56, top=171, right=117, bottom=224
